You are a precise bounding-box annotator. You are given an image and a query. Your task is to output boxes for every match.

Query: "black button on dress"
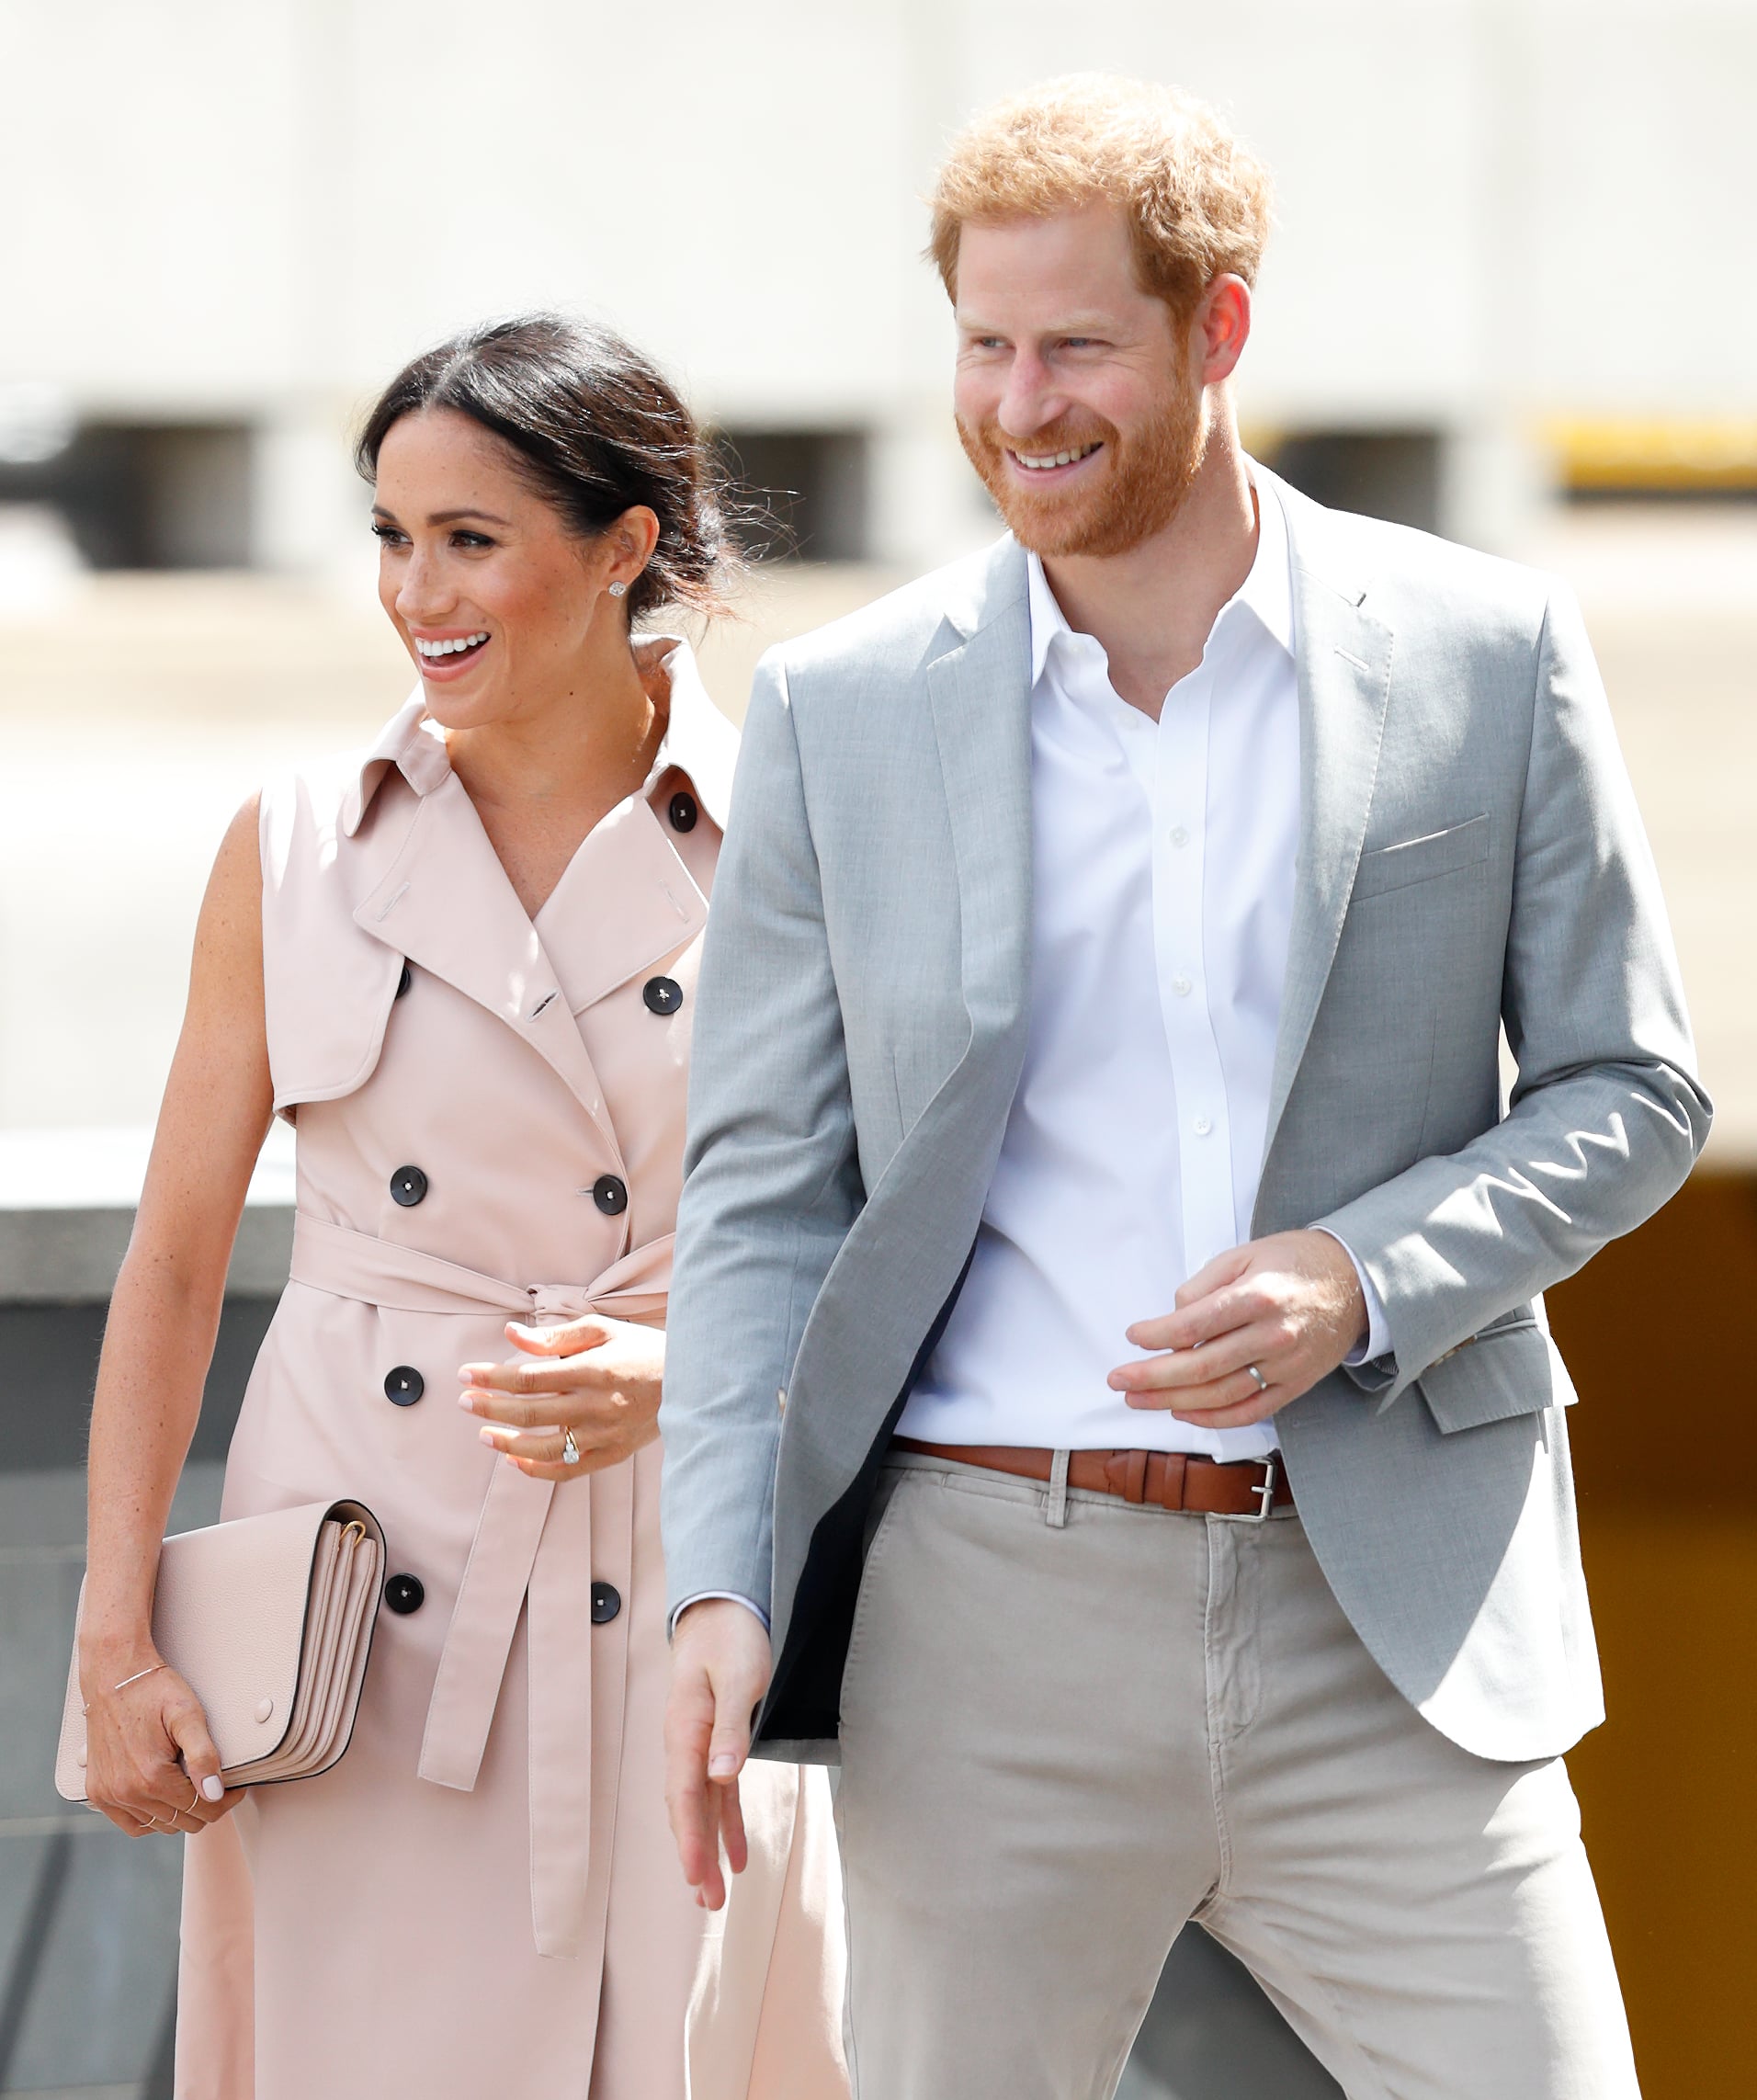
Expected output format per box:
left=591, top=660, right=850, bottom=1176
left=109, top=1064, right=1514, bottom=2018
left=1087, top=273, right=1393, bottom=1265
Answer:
left=384, top=1366, right=425, bottom=1406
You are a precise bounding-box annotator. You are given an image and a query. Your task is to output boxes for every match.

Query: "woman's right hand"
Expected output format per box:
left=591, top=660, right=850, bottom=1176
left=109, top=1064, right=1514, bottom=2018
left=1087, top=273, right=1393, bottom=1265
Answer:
left=80, top=1653, right=241, bottom=1836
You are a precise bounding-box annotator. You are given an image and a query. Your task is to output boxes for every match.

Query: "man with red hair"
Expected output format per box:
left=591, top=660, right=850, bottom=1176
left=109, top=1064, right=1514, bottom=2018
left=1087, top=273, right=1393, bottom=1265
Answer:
left=663, top=74, right=1704, bottom=2097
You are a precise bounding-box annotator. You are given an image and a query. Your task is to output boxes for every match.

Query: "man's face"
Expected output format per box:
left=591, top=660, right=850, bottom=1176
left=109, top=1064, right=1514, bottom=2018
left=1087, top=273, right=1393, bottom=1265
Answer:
left=952, top=203, right=1207, bottom=560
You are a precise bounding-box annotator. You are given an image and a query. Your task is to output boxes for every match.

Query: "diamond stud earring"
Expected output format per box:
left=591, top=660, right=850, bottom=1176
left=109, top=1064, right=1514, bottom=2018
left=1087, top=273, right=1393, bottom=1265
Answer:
left=607, top=581, right=628, bottom=599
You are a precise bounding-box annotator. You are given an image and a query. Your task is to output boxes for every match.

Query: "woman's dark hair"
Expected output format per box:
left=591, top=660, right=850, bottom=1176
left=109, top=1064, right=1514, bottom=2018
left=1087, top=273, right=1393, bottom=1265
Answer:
left=355, top=313, right=731, bottom=622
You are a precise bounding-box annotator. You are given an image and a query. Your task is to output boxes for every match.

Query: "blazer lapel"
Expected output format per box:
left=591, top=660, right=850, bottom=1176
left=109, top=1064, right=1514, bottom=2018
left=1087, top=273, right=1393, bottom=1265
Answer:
left=1260, top=483, right=1396, bottom=1174
left=353, top=774, right=617, bottom=1145
left=923, top=540, right=1036, bottom=1073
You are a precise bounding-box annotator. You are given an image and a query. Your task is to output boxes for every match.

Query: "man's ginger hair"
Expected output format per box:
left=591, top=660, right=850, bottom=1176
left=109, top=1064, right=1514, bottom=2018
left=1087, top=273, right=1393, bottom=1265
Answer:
left=929, top=75, right=1272, bottom=325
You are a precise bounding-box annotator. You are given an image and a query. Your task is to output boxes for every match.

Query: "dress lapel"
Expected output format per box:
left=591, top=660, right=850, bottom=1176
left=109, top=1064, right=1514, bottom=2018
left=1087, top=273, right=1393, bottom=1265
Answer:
left=1260, top=477, right=1396, bottom=1175
left=352, top=773, right=617, bottom=1147
left=535, top=794, right=707, bottom=1015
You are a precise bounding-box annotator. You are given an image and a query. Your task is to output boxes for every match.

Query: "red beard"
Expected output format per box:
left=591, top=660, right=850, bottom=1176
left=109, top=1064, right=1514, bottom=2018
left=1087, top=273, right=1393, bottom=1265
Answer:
left=957, top=366, right=1207, bottom=560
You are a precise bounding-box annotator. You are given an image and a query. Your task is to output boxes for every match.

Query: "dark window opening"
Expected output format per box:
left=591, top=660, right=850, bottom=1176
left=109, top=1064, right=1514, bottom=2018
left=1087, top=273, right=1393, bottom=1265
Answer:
left=715, top=429, right=870, bottom=562
left=1261, top=429, right=1443, bottom=534
left=0, top=422, right=253, bottom=570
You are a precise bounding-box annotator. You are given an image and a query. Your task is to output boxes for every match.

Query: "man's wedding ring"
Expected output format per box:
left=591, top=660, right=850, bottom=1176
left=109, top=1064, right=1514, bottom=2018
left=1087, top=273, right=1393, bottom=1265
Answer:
left=561, top=1428, right=581, bottom=1466
left=1245, top=1364, right=1269, bottom=1394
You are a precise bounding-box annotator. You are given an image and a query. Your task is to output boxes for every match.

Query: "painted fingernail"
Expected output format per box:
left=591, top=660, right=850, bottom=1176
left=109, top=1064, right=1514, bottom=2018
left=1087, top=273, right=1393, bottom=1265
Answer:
left=201, top=1775, right=224, bottom=1802
left=708, top=1754, right=737, bottom=1778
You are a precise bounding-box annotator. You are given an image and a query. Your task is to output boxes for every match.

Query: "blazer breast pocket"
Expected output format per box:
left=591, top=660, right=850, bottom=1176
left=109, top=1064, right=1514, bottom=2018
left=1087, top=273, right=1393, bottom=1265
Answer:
left=1353, top=813, right=1490, bottom=902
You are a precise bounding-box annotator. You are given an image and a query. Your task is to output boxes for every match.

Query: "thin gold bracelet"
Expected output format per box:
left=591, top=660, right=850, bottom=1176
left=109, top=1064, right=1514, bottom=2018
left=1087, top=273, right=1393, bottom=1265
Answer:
left=82, top=1661, right=170, bottom=1715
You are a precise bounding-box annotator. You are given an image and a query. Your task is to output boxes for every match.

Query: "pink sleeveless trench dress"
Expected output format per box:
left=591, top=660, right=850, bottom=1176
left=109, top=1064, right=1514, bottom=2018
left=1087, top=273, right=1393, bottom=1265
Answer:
left=175, top=642, right=846, bottom=2100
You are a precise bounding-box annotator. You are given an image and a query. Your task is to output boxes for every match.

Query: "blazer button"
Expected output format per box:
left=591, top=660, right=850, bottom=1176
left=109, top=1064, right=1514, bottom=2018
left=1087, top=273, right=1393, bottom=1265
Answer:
left=667, top=790, right=697, bottom=834
left=395, top=959, right=413, bottom=999
left=384, top=1365, right=425, bottom=1406
left=390, top=1165, right=428, bottom=1207
left=591, top=1582, right=621, bottom=1625
left=642, top=976, right=683, bottom=1016
left=384, top=1573, right=425, bottom=1616
left=592, top=1175, right=629, bottom=1216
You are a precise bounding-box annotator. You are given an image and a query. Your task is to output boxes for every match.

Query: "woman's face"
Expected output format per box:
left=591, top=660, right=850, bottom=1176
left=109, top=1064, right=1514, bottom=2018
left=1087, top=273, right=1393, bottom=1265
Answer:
left=370, top=406, right=642, bottom=730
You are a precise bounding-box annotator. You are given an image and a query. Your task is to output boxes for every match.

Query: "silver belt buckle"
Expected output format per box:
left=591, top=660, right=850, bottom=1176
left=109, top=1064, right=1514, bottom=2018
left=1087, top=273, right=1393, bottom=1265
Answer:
left=1212, top=1455, right=1277, bottom=1524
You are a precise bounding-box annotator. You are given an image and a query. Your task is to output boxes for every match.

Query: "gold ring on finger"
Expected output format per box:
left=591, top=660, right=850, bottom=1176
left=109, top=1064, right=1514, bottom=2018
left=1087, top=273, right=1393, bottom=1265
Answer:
left=561, top=1428, right=581, bottom=1466
left=1245, top=1364, right=1269, bottom=1394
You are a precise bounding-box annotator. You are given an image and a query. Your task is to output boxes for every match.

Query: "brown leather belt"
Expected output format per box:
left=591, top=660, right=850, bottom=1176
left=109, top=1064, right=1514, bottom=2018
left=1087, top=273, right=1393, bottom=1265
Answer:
left=891, top=1438, right=1294, bottom=1519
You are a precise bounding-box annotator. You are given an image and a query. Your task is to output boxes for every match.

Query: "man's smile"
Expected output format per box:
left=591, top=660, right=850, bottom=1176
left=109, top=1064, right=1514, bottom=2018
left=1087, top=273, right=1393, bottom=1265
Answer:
left=1006, top=440, right=1105, bottom=476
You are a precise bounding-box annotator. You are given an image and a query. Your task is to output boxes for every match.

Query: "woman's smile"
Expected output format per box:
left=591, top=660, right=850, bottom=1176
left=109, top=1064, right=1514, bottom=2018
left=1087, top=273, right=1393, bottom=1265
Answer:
left=410, top=627, right=492, bottom=680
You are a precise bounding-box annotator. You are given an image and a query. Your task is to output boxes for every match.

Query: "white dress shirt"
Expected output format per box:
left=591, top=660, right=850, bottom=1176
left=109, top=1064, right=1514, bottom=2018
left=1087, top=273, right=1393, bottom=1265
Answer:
left=900, top=475, right=1384, bottom=1459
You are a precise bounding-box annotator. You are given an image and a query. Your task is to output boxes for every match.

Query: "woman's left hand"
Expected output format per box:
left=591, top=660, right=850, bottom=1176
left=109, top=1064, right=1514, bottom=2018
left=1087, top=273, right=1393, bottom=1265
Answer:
left=459, top=1315, right=664, bottom=1481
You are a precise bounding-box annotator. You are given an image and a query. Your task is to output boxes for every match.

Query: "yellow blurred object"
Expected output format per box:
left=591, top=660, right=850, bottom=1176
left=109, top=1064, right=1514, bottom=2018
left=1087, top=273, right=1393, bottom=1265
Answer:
left=1545, top=416, right=1757, bottom=493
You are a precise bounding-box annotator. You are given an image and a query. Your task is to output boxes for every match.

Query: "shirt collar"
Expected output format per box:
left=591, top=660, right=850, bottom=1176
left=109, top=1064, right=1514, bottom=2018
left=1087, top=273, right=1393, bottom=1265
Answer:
left=340, top=635, right=737, bottom=838
left=1026, top=461, right=1295, bottom=689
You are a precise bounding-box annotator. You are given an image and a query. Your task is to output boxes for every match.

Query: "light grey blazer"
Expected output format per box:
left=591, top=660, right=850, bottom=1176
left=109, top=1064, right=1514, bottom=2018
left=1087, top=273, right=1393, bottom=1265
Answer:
left=661, top=470, right=1710, bottom=1765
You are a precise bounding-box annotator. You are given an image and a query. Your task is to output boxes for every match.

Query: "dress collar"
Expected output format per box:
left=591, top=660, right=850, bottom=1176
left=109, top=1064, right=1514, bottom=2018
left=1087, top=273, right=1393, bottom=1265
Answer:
left=1026, top=460, right=1295, bottom=689
left=340, top=636, right=737, bottom=839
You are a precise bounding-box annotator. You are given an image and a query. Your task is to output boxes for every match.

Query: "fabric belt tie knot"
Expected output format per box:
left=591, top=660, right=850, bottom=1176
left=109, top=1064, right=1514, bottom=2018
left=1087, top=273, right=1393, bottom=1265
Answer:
left=289, top=1209, right=671, bottom=1958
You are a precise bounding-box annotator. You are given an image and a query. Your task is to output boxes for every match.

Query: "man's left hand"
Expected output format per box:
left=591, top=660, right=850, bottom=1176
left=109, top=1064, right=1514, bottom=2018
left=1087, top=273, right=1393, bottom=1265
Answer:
left=1108, top=1230, right=1367, bottom=1429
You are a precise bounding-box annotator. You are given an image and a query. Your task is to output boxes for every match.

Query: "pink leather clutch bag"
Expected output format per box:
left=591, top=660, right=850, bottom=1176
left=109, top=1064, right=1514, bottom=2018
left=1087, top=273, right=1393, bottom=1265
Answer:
left=55, top=1499, right=385, bottom=1800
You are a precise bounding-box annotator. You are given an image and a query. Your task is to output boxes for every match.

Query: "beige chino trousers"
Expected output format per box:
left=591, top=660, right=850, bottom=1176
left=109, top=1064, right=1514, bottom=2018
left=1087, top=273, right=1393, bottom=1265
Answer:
left=833, top=1452, right=1639, bottom=2100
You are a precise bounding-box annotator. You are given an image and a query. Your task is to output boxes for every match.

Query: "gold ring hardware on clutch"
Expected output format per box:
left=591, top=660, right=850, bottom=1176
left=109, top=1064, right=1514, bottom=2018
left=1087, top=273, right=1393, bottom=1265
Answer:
left=341, top=1520, right=367, bottom=1544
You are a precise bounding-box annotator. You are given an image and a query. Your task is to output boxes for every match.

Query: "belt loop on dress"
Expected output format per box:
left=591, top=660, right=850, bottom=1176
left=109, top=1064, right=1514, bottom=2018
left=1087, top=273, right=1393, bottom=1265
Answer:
left=1046, top=1448, right=1071, bottom=1529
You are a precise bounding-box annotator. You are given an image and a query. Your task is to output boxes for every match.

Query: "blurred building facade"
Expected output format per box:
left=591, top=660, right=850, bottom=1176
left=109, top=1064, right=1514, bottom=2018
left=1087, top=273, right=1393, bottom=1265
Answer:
left=4, top=0, right=1757, bottom=583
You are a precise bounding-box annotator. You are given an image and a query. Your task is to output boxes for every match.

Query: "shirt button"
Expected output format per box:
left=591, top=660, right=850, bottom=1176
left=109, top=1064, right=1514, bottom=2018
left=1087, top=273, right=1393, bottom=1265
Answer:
left=390, top=1165, right=428, bottom=1207
left=592, top=1174, right=629, bottom=1216
left=384, top=1365, right=425, bottom=1406
left=395, top=960, right=413, bottom=999
left=590, top=1582, right=622, bottom=1625
left=1172, top=974, right=1193, bottom=998
left=1170, top=826, right=1190, bottom=848
left=668, top=790, right=698, bottom=834
left=1193, top=1116, right=1214, bottom=1137
left=384, top=1573, right=425, bottom=1616
left=642, top=976, right=683, bottom=1016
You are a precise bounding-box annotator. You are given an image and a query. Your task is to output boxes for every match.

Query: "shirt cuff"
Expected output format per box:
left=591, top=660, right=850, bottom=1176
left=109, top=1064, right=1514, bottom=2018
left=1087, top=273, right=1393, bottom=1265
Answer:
left=669, top=1591, right=771, bottom=1638
left=1316, top=1230, right=1392, bottom=1366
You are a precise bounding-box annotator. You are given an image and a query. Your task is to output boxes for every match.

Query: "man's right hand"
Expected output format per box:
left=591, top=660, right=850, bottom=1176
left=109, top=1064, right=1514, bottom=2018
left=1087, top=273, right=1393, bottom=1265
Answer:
left=663, top=1598, right=773, bottom=1909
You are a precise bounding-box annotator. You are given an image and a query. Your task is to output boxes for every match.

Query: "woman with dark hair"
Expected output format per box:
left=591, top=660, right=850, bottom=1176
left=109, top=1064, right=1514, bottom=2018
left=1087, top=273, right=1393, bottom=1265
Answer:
left=75, top=315, right=846, bottom=2100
